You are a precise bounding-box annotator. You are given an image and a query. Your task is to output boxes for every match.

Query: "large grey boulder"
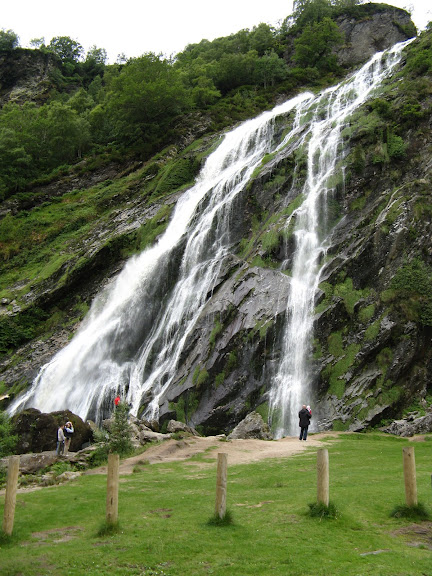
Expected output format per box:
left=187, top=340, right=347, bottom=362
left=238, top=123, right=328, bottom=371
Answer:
left=381, top=411, right=432, bottom=437
left=227, top=412, right=273, bottom=440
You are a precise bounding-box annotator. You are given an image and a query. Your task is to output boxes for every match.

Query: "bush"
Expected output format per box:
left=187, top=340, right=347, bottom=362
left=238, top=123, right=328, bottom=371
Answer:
left=0, top=410, right=17, bottom=457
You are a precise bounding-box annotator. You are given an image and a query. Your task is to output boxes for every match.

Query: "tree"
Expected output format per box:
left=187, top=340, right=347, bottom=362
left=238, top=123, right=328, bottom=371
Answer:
left=292, top=0, right=333, bottom=27
left=106, top=53, right=192, bottom=145
left=0, top=29, right=19, bottom=51
left=255, top=51, right=289, bottom=88
left=85, top=45, right=108, bottom=65
left=293, top=17, right=344, bottom=72
left=250, top=23, right=276, bottom=56
left=109, top=401, right=133, bottom=455
left=48, top=36, right=84, bottom=62
left=30, top=37, right=45, bottom=49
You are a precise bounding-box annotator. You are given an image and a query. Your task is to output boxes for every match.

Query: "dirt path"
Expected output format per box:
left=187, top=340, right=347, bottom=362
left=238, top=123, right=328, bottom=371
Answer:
left=85, top=432, right=340, bottom=475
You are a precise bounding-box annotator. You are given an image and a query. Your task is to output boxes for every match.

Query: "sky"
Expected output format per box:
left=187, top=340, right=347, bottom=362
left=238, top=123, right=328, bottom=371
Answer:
left=2, top=1, right=431, bottom=64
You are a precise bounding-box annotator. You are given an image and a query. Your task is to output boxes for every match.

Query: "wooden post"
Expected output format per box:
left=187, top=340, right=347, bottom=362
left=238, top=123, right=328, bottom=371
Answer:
left=2, top=455, right=20, bottom=536
left=317, top=448, right=329, bottom=507
left=106, top=453, right=119, bottom=525
left=215, top=452, right=228, bottom=519
left=403, top=446, right=417, bottom=507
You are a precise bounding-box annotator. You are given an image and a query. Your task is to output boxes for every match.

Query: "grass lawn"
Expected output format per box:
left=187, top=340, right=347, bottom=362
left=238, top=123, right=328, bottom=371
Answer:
left=1, top=433, right=431, bottom=575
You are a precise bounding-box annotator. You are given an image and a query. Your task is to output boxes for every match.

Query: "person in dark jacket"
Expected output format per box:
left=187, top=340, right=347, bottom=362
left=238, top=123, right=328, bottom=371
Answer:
left=298, top=404, right=311, bottom=440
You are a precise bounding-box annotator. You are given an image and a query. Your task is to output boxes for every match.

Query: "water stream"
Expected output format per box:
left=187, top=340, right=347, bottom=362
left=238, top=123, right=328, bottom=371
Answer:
left=9, top=40, right=410, bottom=434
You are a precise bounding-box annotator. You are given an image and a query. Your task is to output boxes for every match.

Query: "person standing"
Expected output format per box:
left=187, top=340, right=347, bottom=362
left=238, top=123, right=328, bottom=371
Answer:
left=56, top=424, right=65, bottom=456
left=299, top=404, right=311, bottom=441
left=63, top=421, right=74, bottom=455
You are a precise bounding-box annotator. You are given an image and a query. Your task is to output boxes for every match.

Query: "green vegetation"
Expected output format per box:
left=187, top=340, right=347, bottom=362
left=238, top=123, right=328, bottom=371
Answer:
left=0, top=409, right=17, bottom=457
left=323, top=329, right=360, bottom=398
left=0, top=433, right=431, bottom=575
left=388, top=258, right=432, bottom=326
left=0, top=1, right=421, bottom=364
left=87, top=402, right=134, bottom=465
left=0, top=0, right=396, bottom=204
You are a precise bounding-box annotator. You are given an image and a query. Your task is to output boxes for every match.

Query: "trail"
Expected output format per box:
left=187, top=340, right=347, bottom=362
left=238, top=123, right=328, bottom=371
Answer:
left=85, top=432, right=340, bottom=475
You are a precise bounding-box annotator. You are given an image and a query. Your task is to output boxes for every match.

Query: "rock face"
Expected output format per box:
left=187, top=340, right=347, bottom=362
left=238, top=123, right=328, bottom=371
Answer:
left=334, top=6, right=415, bottom=67
left=0, top=48, right=61, bottom=105
left=0, top=6, right=428, bottom=438
left=11, top=408, right=93, bottom=454
left=227, top=412, right=273, bottom=440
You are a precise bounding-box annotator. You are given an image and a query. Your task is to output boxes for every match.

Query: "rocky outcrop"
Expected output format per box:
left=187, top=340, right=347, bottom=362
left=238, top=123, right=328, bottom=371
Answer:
left=11, top=408, right=93, bottom=454
left=380, top=411, right=432, bottom=436
left=334, top=6, right=416, bottom=67
left=227, top=412, right=273, bottom=440
left=0, top=48, right=61, bottom=105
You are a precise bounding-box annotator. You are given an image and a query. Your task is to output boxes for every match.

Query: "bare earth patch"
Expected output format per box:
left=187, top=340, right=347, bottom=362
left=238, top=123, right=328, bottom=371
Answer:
left=85, top=432, right=339, bottom=475
left=391, top=522, right=432, bottom=550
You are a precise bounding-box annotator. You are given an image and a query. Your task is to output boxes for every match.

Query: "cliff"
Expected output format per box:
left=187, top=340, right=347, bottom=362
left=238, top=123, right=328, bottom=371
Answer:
left=1, top=5, right=430, bottom=436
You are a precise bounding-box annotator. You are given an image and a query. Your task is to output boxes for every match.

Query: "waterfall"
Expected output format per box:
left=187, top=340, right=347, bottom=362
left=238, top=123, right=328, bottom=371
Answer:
left=9, top=40, right=410, bottom=430
left=8, top=92, right=312, bottom=422
left=268, top=40, right=411, bottom=438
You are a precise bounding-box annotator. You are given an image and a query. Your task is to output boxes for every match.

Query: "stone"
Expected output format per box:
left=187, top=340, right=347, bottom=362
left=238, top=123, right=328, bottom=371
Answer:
left=380, top=412, right=432, bottom=437
left=227, top=412, right=273, bottom=440
left=11, top=409, right=93, bottom=454
left=166, top=420, right=200, bottom=436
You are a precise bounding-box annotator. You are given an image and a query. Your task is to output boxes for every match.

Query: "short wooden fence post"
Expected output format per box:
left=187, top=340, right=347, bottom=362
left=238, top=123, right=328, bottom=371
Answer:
left=106, top=453, right=119, bottom=525
left=2, top=455, right=20, bottom=536
left=317, top=448, right=329, bottom=507
left=215, top=452, right=228, bottom=519
left=403, top=446, right=417, bottom=507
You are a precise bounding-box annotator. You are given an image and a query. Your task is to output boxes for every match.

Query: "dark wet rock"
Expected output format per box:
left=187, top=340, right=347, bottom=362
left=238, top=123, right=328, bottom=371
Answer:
left=11, top=409, right=93, bottom=454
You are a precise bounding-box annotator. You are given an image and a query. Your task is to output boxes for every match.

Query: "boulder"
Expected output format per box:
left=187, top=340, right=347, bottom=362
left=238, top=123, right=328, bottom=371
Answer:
left=227, top=412, right=273, bottom=440
left=0, top=451, right=58, bottom=474
left=11, top=408, right=93, bottom=454
left=167, top=420, right=200, bottom=436
left=380, top=411, right=432, bottom=437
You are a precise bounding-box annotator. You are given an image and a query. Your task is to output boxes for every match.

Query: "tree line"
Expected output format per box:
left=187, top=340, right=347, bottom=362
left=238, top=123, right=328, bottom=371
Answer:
left=0, top=1, right=414, bottom=201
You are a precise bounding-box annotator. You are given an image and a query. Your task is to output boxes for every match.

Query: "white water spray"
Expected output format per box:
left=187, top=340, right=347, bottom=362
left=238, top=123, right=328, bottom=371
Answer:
left=9, top=41, right=410, bottom=431
left=8, top=92, right=311, bottom=422
left=268, top=40, right=412, bottom=437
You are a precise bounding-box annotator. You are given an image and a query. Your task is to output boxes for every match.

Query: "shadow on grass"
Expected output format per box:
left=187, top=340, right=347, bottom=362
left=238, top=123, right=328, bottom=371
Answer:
left=390, top=503, right=430, bottom=521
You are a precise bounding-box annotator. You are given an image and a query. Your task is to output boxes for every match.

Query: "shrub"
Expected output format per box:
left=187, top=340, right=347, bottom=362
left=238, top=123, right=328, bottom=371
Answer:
left=109, top=402, right=134, bottom=456
left=0, top=410, right=17, bottom=457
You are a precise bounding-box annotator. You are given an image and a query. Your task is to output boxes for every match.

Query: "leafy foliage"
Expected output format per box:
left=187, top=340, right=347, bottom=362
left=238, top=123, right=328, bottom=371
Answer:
left=0, top=29, right=19, bottom=51
left=0, top=410, right=17, bottom=457
left=109, top=401, right=134, bottom=455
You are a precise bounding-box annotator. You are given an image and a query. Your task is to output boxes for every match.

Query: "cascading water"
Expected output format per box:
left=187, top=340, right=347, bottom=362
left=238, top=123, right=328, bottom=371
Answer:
left=9, top=40, right=411, bottom=432
left=268, top=40, right=412, bottom=437
left=8, top=91, right=312, bottom=423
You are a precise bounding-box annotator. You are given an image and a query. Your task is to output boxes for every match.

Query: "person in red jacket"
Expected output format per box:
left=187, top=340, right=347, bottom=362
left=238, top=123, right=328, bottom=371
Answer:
left=114, top=395, right=120, bottom=406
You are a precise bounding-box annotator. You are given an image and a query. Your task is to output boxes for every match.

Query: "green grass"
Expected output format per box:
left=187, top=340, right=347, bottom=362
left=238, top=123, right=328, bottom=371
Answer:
left=0, top=433, right=431, bottom=575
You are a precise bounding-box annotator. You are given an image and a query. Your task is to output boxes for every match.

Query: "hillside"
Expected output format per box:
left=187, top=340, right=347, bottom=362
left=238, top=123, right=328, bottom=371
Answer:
left=1, top=2, right=431, bottom=437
